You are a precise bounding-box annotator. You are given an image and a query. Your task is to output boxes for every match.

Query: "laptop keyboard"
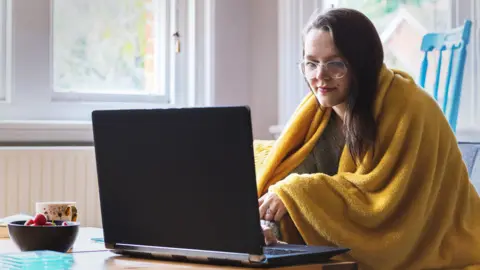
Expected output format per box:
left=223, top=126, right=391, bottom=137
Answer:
left=263, top=247, right=303, bottom=256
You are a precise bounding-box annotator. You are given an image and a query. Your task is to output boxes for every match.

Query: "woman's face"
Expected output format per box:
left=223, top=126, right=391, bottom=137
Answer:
left=303, top=29, right=350, bottom=108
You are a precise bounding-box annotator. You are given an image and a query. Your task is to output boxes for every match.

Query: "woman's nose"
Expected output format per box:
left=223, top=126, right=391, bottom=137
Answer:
left=315, top=65, right=329, bottom=80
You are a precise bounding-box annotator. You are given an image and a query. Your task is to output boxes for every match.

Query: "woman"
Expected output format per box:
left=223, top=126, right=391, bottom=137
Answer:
left=255, top=8, right=480, bottom=270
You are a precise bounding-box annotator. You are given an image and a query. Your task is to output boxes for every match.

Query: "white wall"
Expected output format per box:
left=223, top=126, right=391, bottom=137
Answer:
left=249, top=0, right=278, bottom=140
left=213, top=0, right=251, bottom=107
left=213, top=0, right=278, bottom=140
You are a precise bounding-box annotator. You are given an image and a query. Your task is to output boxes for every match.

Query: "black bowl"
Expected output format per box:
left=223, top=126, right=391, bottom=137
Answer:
left=7, top=220, right=80, bottom=252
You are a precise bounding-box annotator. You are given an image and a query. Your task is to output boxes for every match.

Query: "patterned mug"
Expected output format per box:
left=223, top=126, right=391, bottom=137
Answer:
left=35, top=202, right=78, bottom=222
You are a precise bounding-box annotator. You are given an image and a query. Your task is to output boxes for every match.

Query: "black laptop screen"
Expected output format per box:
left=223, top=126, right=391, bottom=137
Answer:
left=92, top=107, right=264, bottom=255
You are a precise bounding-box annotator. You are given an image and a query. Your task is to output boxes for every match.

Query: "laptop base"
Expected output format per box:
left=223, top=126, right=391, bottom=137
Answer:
left=111, top=244, right=350, bottom=268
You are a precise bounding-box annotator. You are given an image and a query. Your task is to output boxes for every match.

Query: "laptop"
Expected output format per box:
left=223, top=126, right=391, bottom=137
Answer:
left=91, top=106, right=350, bottom=267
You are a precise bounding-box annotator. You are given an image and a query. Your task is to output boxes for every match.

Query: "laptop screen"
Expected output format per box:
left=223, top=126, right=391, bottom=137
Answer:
left=92, top=107, right=264, bottom=255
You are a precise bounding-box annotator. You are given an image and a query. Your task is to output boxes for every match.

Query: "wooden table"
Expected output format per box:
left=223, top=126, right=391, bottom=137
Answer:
left=0, top=228, right=357, bottom=269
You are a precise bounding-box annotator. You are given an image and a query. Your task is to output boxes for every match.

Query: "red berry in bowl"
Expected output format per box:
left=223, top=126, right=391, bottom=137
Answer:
left=62, top=222, right=69, bottom=226
left=33, top=213, right=47, bottom=226
left=24, top=219, right=34, bottom=226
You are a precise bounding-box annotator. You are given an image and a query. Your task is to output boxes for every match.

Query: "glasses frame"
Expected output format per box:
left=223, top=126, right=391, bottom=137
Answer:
left=299, top=60, right=348, bottom=79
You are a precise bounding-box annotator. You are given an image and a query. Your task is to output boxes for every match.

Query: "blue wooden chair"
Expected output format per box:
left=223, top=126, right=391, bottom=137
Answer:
left=418, top=20, right=472, bottom=133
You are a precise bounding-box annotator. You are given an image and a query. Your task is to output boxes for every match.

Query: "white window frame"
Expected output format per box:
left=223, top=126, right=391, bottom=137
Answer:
left=0, top=0, right=215, bottom=143
left=51, top=0, right=171, bottom=104
left=273, top=0, right=480, bottom=141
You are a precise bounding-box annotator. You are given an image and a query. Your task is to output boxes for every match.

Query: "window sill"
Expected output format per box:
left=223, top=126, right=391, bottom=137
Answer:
left=0, top=120, right=93, bottom=145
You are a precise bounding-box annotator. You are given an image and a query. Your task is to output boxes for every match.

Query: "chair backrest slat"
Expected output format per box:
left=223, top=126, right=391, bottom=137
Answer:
left=442, top=48, right=455, bottom=113
left=432, top=49, right=444, bottom=101
left=449, top=41, right=470, bottom=131
left=419, top=52, right=429, bottom=89
left=417, top=20, right=472, bottom=133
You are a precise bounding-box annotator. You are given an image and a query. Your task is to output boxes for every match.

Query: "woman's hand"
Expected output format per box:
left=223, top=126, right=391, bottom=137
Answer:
left=259, top=192, right=287, bottom=222
left=261, top=224, right=286, bottom=246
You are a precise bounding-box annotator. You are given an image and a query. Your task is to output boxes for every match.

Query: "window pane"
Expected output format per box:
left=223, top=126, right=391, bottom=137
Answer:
left=53, top=0, right=164, bottom=95
left=337, top=0, right=451, bottom=80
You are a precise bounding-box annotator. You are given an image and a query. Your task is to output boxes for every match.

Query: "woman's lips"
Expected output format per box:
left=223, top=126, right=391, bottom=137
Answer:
left=317, top=87, right=336, bottom=94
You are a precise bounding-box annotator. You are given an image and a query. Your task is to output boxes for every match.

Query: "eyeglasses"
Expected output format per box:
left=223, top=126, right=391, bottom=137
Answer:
left=299, top=60, right=347, bottom=79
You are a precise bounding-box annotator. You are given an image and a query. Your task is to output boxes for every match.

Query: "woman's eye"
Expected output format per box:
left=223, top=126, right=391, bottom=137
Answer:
left=329, top=61, right=345, bottom=68
left=305, top=62, right=317, bottom=69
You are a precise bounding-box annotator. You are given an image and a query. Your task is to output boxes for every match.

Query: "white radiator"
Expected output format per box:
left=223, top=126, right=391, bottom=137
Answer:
left=0, top=147, right=102, bottom=228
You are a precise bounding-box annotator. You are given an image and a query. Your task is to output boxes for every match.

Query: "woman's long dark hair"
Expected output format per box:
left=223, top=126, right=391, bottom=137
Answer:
left=303, top=8, right=384, bottom=161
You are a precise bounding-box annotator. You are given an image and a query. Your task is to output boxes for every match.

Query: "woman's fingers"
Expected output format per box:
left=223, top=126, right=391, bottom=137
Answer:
left=259, top=192, right=289, bottom=222
left=264, top=199, right=280, bottom=221
left=259, top=192, right=286, bottom=221
left=258, top=196, right=271, bottom=219
left=261, top=225, right=277, bottom=246
left=274, top=205, right=287, bottom=221
left=258, top=194, right=266, bottom=206
left=264, top=207, right=276, bottom=221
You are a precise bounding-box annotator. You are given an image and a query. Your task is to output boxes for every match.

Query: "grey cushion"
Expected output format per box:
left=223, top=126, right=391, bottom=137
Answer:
left=458, top=142, right=480, bottom=192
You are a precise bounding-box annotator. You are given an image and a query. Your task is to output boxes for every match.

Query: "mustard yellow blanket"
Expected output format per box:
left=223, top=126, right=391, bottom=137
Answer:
left=254, top=66, right=480, bottom=270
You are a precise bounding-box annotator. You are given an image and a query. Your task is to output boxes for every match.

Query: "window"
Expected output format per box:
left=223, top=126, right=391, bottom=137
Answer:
left=0, top=0, right=212, bottom=121
left=0, top=0, right=213, bottom=142
left=335, top=0, right=451, bottom=80
left=333, top=0, right=480, bottom=133
left=53, top=0, right=169, bottom=103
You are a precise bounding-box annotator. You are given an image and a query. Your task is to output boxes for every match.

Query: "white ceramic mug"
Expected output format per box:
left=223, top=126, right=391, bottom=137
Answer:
left=35, top=202, right=78, bottom=222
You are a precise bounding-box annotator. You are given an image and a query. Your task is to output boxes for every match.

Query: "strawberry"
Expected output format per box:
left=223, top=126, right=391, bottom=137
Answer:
left=24, top=219, right=34, bottom=226
left=33, top=213, right=47, bottom=226
left=62, top=222, right=69, bottom=226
